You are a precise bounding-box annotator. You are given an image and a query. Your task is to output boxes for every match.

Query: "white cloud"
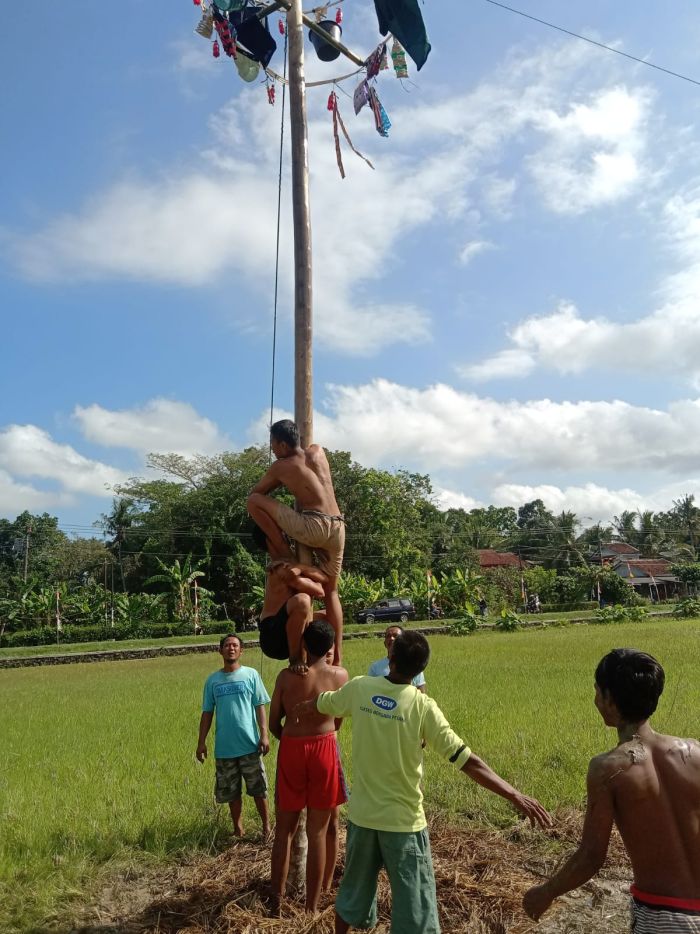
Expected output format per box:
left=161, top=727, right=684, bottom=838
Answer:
left=73, top=399, right=232, bottom=457
left=0, top=470, right=72, bottom=517
left=5, top=39, right=654, bottom=356
left=0, top=425, right=126, bottom=497
left=432, top=486, right=482, bottom=512
left=253, top=378, right=700, bottom=475
left=491, top=479, right=700, bottom=525
left=458, top=240, right=494, bottom=266
left=527, top=86, right=651, bottom=215
left=460, top=191, right=700, bottom=388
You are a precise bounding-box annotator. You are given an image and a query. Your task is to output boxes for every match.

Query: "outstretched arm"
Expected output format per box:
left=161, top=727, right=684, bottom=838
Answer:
left=462, top=754, right=551, bottom=828
left=523, top=758, right=613, bottom=920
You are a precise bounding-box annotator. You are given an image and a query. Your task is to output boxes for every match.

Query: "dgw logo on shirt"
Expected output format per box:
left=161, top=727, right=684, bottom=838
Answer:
left=371, top=695, right=397, bottom=711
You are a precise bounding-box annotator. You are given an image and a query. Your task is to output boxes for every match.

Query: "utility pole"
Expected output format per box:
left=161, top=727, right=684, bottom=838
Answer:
left=23, top=525, right=31, bottom=583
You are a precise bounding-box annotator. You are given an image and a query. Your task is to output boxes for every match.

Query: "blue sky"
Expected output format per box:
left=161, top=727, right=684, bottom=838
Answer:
left=3, top=0, right=700, bottom=531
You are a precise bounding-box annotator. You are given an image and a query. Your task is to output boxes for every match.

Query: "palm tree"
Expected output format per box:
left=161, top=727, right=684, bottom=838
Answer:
left=672, top=494, right=700, bottom=558
left=612, top=510, right=639, bottom=546
left=101, top=498, right=137, bottom=591
left=544, top=512, right=588, bottom=571
left=145, top=555, right=206, bottom=623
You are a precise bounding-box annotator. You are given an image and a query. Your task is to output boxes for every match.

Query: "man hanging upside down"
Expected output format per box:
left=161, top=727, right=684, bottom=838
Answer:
left=253, top=523, right=329, bottom=675
left=247, top=419, right=345, bottom=663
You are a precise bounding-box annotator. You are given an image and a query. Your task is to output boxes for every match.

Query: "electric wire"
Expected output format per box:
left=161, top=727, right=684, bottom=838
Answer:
left=480, top=0, right=700, bottom=88
left=268, top=30, right=288, bottom=465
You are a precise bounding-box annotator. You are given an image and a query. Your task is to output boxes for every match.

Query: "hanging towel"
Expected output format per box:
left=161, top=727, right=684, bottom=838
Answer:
left=373, top=0, right=430, bottom=70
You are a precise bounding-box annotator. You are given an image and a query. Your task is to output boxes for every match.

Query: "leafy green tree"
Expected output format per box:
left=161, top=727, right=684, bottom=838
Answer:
left=144, top=555, right=206, bottom=623
left=510, top=499, right=556, bottom=565
left=671, top=562, right=700, bottom=595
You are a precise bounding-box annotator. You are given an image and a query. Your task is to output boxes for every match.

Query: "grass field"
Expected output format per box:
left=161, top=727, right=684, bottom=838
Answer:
left=2, top=618, right=700, bottom=932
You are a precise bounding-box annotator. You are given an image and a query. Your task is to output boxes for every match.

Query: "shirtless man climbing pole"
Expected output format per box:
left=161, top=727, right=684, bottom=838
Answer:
left=524, top=648, right=700, bottom=932
left=247, top=419, right=345, bottom=663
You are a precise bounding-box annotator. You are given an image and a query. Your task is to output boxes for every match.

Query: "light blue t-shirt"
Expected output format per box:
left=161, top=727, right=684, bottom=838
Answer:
left=367, top=657, right=426, bottom=688
left=202, top=666, right=271, bottom=759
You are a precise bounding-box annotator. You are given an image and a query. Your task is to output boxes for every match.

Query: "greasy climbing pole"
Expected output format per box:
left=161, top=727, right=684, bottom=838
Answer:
left=287, top=0, right=313, bottom=448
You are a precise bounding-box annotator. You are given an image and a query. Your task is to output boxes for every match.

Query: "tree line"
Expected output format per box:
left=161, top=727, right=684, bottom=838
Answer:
left=1, top=446, right=699, bottom=645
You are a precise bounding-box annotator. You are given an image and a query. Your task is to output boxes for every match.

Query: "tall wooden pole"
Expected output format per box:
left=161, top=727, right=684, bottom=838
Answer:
left=285, top=0, right=312, bottom=888
left=287, top=0, right=313, bottom=447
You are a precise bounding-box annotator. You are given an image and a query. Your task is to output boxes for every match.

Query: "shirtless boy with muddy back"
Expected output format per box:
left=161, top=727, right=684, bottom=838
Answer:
left=524, top=648, right=700, bottom=932
left=247, top=420, right=345, bottom=663
left=269, top=620, right=348, bottom=915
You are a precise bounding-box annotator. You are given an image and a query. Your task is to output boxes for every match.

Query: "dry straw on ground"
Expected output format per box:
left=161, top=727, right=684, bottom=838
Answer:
left=72, top=813, right=630, bottom=934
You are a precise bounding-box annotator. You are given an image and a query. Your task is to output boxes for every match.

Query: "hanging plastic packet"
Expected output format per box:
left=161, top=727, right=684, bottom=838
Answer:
left=391, top=37, right=408, bottom=78
left=365, top=42, right=386, bottom=80
left=368, top=87, right=391, bottom=137
left=353, top=79, right=370, bottom=115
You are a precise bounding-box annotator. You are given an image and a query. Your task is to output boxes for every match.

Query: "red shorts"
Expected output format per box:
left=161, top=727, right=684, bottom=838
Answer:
left=276, top=732, right=348, bottom=812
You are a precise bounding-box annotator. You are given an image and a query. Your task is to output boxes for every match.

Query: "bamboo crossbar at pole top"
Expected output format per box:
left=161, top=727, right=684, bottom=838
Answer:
left=258, top=0, right=366, bottom=67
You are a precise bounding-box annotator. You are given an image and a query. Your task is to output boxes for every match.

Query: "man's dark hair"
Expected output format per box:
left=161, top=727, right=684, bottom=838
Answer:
left=249, top=521, right=269, bottom=553
left=385, top=624, right=403, bottom=636
left=220, top=633, right=242, bottom=649
left=392, top=631, right=429, bottom=679
left=595, top=648, right=665, bottom=722
left=303, top=619, right=335, bottom=658
left=270, top=419, right=300, bottom=448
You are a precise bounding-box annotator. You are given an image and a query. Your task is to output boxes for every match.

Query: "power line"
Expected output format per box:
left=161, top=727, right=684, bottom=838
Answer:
left=480, top=0, right=700, bottom=88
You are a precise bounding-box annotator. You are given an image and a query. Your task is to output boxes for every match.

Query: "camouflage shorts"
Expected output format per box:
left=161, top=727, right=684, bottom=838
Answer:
left=215, top=754, right=267, bottom=803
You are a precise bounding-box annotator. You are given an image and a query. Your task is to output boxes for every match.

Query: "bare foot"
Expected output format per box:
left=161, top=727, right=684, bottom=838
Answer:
left=233, top=824, right=244, bottom=837
left=262, top=826, right=273, bottom=845
left=268, top=894, right=282, bottom=918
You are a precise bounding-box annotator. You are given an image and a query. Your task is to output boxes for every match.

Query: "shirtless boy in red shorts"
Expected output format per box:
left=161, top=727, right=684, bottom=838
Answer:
left=268, top=620, right=348, bottom=915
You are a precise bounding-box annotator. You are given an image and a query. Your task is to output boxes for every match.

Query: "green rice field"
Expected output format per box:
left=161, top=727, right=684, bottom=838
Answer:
left=2, top=619, right=700, bottom=932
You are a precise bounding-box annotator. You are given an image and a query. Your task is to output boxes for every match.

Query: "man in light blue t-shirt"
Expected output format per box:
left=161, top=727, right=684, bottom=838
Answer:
left=368, top=625, right=426, bottom=692
left=196, top=634, right=271, bottom=838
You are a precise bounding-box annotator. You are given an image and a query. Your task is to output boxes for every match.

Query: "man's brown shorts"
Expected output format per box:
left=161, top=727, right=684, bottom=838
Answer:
left=274, top=502, right=345, bottom=578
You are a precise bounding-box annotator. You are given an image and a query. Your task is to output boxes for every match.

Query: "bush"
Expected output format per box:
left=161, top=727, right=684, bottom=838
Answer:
left=593, top=605, right=648, bottom=625
left=450, top=614, right=478, bottom=636
left=0, top=620, right=217, bottom=649
left=494, top=609, right=521, bottom=632
left=673, top=598, right=700, bottom=619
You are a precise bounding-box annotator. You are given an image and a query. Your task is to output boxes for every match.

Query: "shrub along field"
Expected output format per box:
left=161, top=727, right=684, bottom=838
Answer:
left=2, top=619, right=700, bottom=932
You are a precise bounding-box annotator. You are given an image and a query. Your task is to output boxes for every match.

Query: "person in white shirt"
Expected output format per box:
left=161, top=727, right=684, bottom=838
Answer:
left=367, top=625, right=426, bottom=693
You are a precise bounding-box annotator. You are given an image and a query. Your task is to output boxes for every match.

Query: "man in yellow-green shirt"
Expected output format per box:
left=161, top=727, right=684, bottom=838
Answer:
left=294, top=630, right=551, bottom=933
